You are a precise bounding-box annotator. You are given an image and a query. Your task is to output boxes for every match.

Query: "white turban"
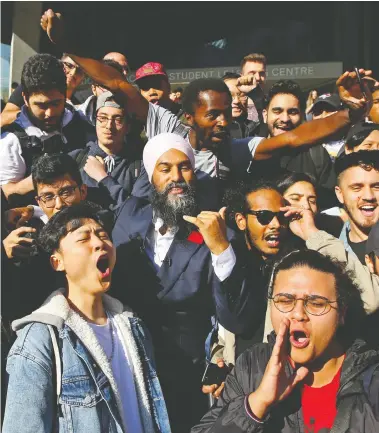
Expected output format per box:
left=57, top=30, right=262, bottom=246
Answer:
left=143, top=133, right=195, bottom=182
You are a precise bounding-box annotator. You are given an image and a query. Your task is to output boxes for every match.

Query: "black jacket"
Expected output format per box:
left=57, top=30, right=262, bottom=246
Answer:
left=191, top=336, right=379, bottom=433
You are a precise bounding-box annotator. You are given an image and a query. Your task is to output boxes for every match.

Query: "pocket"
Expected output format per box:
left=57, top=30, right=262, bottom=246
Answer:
left=60, top=372, right=108, bottom=407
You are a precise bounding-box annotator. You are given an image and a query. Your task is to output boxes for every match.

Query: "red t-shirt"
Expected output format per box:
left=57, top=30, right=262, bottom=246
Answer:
left=301, top=365, right=343, bottom=433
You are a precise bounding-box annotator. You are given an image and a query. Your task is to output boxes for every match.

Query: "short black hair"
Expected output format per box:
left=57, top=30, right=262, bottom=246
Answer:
left=31, top=153, right=83, bottom=192
left=334, top=150, right=379, bottom=183
left=222, top=72, right=241, bottom=81
left=21, top=53, right=66, bottom=99
left=277, top=172, right=317, bottom=195
left=345, top=123, right=379, bottom=150
left=11, top=81, right=19, bottom=88
left=38, top=202, right=111, bottom=256
left=173, top=87, right=183, bottom=93
left=182, top=78, right=232, bottom=115
left=223, top=179, right=282, bottom=227
left=267, top=80, right=304, bottom=111
left=269, top=249, right=365, bottom=345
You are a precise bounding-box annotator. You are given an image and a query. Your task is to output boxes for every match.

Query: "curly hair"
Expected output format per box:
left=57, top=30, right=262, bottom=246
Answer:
left=268, top=249, right=366, bottom=345
left=334, top=150, right=379, bottom=183
left=21, top=53, right=66, bottom=99
left=266, top=80, right=304, bottom=111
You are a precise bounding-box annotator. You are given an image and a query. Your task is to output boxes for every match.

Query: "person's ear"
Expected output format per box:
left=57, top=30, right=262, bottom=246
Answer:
left=184, top=113, right=194, bottom=126
left=50, top=252, right=65, bottom=272
left=335, top=185, right=344, bottom=205
left=235, top=212, right=247, bottom=231
left=365, top=254, right=375, bottom=274
left=262, top=109, right=268, bottom=123
left=22, top=92, right=29, bottom=107
left=79, top=184, right=88, bottom=200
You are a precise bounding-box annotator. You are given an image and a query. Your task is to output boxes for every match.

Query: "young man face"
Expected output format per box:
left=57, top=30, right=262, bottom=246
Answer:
left=241, top=61, right=266, bottom=87
left=235, top=189, right=288, bottom=259
left=369, top=89, right=379, bottom=124
left=96, top=105, right=129, bottom=151
left=270, top=266, right=341, bottom=365
left=266, top=93, right=302, bottom=137
left=62, top=56, right=84, bottom=93
left=345, top=131, right=379, bottom=154
left=224, top=78, right=248, bottom=119
left=335, top=166, right=379, bottom=236
left=23, top=89, right=66, bottom=132
left=36, top=174, right=87, bottom=219
left=51, top=219, right=116, bottom=294
left=138, top=75, right=171, bottom=106
left=186, top=90, right=232, bottom=151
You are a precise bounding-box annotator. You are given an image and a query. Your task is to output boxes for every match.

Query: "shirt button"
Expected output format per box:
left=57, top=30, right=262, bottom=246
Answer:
left=83, top=395, right=92, bottom=404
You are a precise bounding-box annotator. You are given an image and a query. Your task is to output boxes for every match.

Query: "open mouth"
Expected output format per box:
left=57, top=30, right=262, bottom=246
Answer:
left=290, top=330, right=310, bottom=349
left=96, top=255, right=111, bottom=279
left=274, top=125, right=292, bottom=134
left=359, top=204, right=377, bottom=217
left=265, top=233, right=281, bottom=248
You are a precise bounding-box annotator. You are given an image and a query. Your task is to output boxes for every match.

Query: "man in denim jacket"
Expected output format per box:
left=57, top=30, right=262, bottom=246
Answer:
left=3, top=203, right=171, bottom=433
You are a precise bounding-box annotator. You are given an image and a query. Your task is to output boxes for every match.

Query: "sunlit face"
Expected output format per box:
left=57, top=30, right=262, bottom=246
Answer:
left=266, top=93, right=302, bottom=137
left=185, top=90, right=232, bottom=151
left=283, top=181, right=318, bottom=214
left=335, top=166, right=379, bottom=236
left=96, top=106, right=129, bottom=151
left=241, top=61, right=266, bottom=87
left=235, top=189, right=288, bottom=259
left=152, top=148, right=195, bottom=197
left=138, top=76, right=171, bottom=106
left=345, top=131, right=379, bottom=154
left=36, top=175, right=87, bottom=220
left=62, top=56, right=84, bottom=92
left=52, top=219, right=116, bottom=294
left=224, top=78, right=248, bottom=119
left=271, top=266, right=341, bottom=365
left=23, top=89, right=66, bottom=132
left=369, top=89, right=379, bottom=124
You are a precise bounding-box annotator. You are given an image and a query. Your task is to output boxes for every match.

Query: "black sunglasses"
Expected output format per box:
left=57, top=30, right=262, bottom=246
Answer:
left=246, top=210, right=287, bottom=225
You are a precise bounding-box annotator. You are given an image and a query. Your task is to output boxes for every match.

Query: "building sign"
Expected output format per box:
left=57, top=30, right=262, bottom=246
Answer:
left=128, top=62, right=343, bottom=84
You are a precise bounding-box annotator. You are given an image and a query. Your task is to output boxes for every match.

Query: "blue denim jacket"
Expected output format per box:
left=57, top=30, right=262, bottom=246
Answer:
left=3, top=292, right=171, bottom=433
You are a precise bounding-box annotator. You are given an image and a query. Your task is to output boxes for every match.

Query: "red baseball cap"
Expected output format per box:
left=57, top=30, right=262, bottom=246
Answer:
left=135, top=62, right=168, bottom=81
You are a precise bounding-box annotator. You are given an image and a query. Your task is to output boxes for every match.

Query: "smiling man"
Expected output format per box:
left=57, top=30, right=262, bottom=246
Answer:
left=335, top=150, right=379, bottom=264
left=191, top=250, right=379, bottom=433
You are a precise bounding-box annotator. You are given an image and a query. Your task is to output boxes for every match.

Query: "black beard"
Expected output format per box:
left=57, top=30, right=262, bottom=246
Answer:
left=151, top=182, right=198, bottom=239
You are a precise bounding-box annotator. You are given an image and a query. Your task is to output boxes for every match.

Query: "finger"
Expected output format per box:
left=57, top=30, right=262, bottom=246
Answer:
left=216, top=359, right=225, bottom=368
left=15, top=216, right=31, bottom=229
left=95, top=156, right=104, bottom=164
left=287, top=366, right=309, bottom=392
left=183, top=215, right=202, bottom=227
left=18, top=237, right=35, bottom=245
left=14, top=226, right=36, bottom=236
left=219, top=207, right=227, bottom=221
left=272, top=318, right=290, bottom=360
left=213, top=383, right=225, bottom=398
left=202, top=384, right=217, bottom=395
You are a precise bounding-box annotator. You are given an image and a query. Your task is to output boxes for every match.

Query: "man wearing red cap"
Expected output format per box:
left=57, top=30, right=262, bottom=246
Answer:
left=135, top=62, right=182, bottom=116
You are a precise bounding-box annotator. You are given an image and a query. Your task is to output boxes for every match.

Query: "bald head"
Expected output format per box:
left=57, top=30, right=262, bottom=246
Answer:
left=103, top=52, right=129, bottom=77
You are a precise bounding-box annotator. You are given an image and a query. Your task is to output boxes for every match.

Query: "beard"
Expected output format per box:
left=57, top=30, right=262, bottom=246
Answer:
left=151, top=181, right=198, bottom=239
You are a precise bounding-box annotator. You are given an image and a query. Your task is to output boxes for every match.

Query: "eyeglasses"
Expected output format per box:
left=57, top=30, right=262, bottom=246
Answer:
left=269, top=293, right=338, bottom=316
left=62, top=61, right=83, bottom=75
left=246, top=210, right=287, bottom=225
left=231, top=93, right=248, bottom=102
left=37, top=185, right=79, bottom=208
left=96, top=115, right=125, bottom=127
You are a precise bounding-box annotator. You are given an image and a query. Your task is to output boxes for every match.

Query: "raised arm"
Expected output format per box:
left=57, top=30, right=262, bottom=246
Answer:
left=253, top=69, right=372, bottom=161
left=40, top=9, right=149, bottom=121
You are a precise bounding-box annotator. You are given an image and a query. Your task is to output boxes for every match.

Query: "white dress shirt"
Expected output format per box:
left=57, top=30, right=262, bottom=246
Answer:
left=144, top=216, right=236, bottom=281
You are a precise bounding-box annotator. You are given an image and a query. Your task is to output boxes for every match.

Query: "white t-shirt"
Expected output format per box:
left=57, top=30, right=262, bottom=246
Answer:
left=89, top=319, right=144, bottom=433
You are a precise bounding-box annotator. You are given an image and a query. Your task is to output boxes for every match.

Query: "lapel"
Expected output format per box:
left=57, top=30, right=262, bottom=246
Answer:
left=156, top=233, right=204, bottom=299
left=128, top=202, right=154, bottom=242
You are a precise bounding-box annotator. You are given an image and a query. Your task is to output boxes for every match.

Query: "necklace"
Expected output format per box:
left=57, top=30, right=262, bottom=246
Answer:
left=108, top=317, right=115, bottom=363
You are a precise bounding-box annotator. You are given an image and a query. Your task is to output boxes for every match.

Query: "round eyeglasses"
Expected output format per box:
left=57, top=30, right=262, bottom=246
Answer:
left=268, top=293, right=338, bottom=316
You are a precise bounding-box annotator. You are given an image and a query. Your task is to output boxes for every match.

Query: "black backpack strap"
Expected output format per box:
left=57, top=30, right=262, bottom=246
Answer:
left=2, top=123, right=39, bottom=150
left=74, top=146, right=91, bottom=170
left=130, top=159, right=142, bottom=182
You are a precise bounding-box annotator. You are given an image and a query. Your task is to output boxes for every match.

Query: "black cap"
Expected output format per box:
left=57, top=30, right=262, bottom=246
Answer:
left=311, top=93, right=343, bottom=113
left=366, top=221, right=379, bottom=255
left=346, top=121, right=379, bottom=145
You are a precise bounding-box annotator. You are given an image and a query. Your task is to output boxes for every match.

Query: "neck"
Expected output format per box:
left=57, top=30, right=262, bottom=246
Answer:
left=304, top=342, right=345, bottom=388
left=188, top=128, right=200, bottom=150
left=98, top=140, right=122, bottom=156
left=66, top=282, right=107, bottom=325
left=348, top=219, right=370, bottom=243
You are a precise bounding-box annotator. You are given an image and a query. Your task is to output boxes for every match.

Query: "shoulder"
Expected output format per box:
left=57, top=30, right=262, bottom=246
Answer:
left=116, top=195, right=151, bottom=218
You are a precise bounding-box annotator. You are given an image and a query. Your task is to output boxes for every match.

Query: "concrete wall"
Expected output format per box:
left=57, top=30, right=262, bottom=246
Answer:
left=9, top=1, right=43, bottom=92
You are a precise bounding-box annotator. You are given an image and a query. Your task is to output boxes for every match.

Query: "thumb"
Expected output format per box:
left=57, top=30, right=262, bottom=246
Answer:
left=183, top=215, right=200, bottom=227
left=16, top=215, right=29, bottom=229
left=96, top=156, right=104, bottom=164
left=218, top=207, right=227, bottom=221
left=292, top=366, right=309, bottom=387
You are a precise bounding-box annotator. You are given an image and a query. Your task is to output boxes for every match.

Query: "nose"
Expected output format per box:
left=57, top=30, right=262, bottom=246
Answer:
left=254, top=72, right=261, bottom=82
left=362, top=186, right=376, bottom=201
left=45, top=107, right=53, bottom=118
left=301, top=198, right=311, bottom=211
left=170, top=166, right=183, bottom=183
left=92, top=234, right=106, bottom=251
left=279, top=111, right=290, bottom=123
left=54, top=195, right=65, bottom=210
left=289, top=299, right=308, bottom=322
left=269, top=215, right=281, bottom=229
left=216, top=113, right=228, bottom=128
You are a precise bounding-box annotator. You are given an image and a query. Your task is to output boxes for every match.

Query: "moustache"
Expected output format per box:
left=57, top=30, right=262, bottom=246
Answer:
left=161, top=182, right=191, bottom=196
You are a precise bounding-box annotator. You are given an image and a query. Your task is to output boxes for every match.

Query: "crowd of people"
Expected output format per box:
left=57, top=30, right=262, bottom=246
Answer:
left=1, top=8, right=379, bottom=433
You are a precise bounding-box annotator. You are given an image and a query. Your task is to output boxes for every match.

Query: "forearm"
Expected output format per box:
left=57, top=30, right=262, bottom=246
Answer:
left=254, top=110, right=350, bottom=160
left=67, top=54, right=148, bottom=120
left=2, top=175, right=34, bottom=199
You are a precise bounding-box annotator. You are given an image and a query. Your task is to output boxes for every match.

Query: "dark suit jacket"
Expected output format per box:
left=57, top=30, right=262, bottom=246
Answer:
left=111, top=196, right=251, bottom=365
